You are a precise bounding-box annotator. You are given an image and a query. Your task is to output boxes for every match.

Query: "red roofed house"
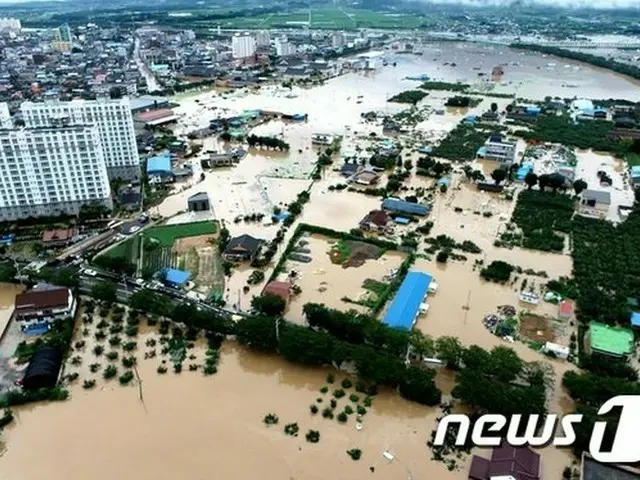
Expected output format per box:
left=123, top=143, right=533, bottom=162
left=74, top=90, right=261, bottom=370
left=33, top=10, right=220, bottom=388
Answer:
left=134, top=108, right=177, bottom=127
left=469, top=442, right=541, bottom=480
left=13, top=286, right=77, bottom=323
left=41, top=228, right=78, bottom=248
left=359, top=210, right=392, bottom=234
left=559, top=300, right=575, bottom=319
left=262, top=281, right=291, bottom=304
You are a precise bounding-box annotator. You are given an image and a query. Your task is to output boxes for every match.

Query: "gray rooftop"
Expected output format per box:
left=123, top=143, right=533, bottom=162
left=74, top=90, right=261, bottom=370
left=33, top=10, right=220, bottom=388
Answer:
left=582, top=189, right=611, bottom=205
left=582, top=454, right=640, bottom=480
left=129, top=96, right=169, bottom=112
left=188, top=192, right=209, bottom=202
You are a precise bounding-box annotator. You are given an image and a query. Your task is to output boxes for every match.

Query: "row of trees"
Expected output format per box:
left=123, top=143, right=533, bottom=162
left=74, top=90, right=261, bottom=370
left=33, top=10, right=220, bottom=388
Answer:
left=246, top=134, right=290, bottom=151
left=522, top=171, right=587, bottom=195
left=512, top=43, right=640, bottom=82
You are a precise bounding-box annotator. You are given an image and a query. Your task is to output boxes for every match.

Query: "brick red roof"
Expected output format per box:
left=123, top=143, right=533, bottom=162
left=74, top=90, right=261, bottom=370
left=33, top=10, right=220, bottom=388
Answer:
left=263, top=281, right=291, bottom=303
left=136, top=108, right=174, bottom=122
left=15, top=288, right=70, bottom=313
left=42, top=228, right=77, bottom=243
left=360, top=209, right=390, bottom=227
left=469, top=442, right=540, bottom=480
left=559, top=299, right=575, bottom=316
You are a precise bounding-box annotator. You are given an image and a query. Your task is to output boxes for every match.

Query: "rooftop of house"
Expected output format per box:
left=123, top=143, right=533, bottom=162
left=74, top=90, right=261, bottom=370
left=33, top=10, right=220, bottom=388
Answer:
left=263, top=281, right=291, bottom=303
left=589, top=321, right=634, bottom=356
left=147, top=151, right=172, bottom=174
left=15, top=287, right=70, bottom=312
left=360, top=209, right=390, bottom=227
left=582, top=452, right=640, bottom=480
left=469, top=442, right=540, bottom=480
left=164, top=268, right=191, bottom=286
left=224, top=234, right=262, bottom=255
left=188, top=192, right=209, bottom=202
left=41, top=228, right=77, bottom=243
left=582, top=189, right=611, bottom=205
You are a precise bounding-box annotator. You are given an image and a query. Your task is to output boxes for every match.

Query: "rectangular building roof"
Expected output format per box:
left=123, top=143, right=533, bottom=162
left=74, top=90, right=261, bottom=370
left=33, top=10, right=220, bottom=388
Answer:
left=164, top=268, right=191, bottom=286
left=589, top=322, right=634, bottom=356
left=383, top=271, right=432, bottom=330
left=147, top=152, right=172, bottom=174
left=630, top=312, right=640, bottom=327
left=15, top=287, right=70, bottom=313
left=381, top=198, right=430, bottom=216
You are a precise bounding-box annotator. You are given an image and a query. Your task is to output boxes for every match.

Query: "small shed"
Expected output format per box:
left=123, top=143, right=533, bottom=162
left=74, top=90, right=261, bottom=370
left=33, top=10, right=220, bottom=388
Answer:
left=559, top=299, right=575, bottom=319
left=630, top=312, right=640, bottom=328
left=543, top=342, right=570, bottom=360
left=263, top=281, right=291, bottom=303
left=22, top=346, right=63, bottom=390
left=163, top=268, right=191, bottom=288
left=187, top=192, right=210, bottom=212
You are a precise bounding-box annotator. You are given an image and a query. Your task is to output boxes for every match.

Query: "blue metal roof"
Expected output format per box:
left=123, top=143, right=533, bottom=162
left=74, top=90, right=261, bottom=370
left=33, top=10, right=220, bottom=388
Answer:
left=383, top=271, right=432, bottom=330
left=630, top=312, right=640, bottom=327
left=381, top=198, right=430, bottom=216
left=394, top=217, right=410, bottom=224
left=164, top=268, right=191, bottom=286
left=147, top=151, right=172, bottom=174
left=630, top=166, right=640, bottom=177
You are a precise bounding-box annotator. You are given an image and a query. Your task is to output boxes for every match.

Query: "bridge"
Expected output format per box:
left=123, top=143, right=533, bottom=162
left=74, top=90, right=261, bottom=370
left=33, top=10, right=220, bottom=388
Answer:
left=528, top=41, right=640, bottom=50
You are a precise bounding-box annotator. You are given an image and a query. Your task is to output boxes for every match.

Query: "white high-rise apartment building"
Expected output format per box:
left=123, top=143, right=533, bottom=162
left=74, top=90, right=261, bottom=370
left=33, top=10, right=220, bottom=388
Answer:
left=19, top=98, right=140, bottom=180
left=232, top=33, right=256, bottom=59
left=275, top=37, right=296, bottom=57
left=0, top=17, right=21, bottom=31
left=0, top=125, right=111, bottom=221
left=255, top=31, right=270, bottom=47
left=331, top=32, right=346, bottom=48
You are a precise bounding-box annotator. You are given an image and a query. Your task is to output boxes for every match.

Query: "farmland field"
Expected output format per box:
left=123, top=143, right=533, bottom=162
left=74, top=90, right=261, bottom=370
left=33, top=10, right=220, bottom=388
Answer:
left=98, top=221, right=220, bottom=290
left=143, top=221, right=217, bottom=247
left=207, top=6, right=425, bottom=30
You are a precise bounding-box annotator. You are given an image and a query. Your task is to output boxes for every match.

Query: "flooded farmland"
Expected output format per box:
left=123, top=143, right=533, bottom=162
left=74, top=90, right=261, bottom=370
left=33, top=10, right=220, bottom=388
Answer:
left=0, top=338, right=574, bottom=480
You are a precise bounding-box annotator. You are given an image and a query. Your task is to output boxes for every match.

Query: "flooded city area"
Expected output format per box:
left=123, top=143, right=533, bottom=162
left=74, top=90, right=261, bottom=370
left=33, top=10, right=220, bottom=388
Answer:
left=1, top=35, right=639, bottom=480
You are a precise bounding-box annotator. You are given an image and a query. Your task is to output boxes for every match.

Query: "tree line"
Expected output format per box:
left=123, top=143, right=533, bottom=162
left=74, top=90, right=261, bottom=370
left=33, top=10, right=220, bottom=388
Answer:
left=511, top=43, right=640, bottom=82
left=246, top=134, right=290, bottom=151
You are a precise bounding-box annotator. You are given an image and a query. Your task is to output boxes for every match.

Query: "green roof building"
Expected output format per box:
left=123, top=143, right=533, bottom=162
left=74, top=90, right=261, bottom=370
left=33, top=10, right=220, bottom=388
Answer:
left=588, top=322, right=635, bottom=357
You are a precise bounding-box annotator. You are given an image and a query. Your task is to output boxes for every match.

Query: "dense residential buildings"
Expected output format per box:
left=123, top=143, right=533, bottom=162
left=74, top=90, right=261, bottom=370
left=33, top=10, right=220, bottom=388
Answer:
left=19, top=98, right=140, bottom=180
left=232, top=33, right=257, bottom=59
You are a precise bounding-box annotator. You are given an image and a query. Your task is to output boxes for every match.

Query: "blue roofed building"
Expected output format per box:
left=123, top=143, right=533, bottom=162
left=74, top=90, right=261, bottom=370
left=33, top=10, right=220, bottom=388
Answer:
left=383, top=271, right=433, bottom=330
left=382, top=198, right=431, bottom=217
left=147, top=151, right=173, bottom=183
left=515, top=162, right=534, bottom=182
left=163, top=268, right=191, bottom=288
left=630, top=312, right=640, bottom=328
left=630, top=166, right=640, bottom=186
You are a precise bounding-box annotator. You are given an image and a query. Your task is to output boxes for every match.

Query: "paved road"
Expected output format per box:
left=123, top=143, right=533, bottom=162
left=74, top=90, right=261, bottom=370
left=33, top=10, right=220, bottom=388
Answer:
left=79, top=270, right=245, bottom=319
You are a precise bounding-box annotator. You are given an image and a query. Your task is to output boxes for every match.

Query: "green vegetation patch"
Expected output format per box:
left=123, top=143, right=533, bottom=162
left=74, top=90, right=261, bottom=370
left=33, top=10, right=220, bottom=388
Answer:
left=509, top=190, right=574, bottom=252
left=419, top=81, right=470, bottom=92
left=513, top=114, right=624, bottom=155
left=388, top=90, right=428, bottom=105
left=432, top=124, right=495, bottom=162
left=144, top=221, right=217, bottom=247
